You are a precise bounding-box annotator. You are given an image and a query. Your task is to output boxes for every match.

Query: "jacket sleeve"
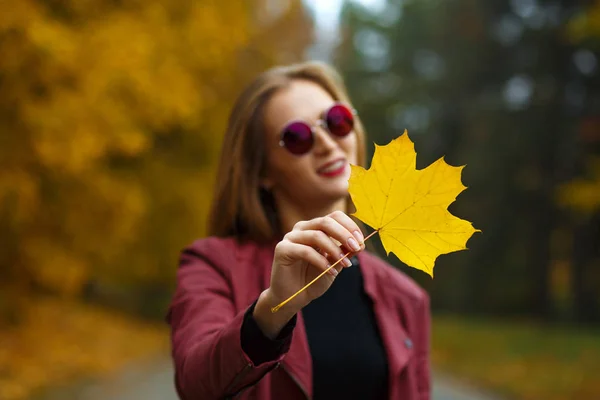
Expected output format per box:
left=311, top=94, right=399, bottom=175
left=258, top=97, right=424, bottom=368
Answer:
left=416, top=292, right=431, bottom=400
left=166, top=244, right=293, bottom=400
left=241, top=300, right=296, bottom=365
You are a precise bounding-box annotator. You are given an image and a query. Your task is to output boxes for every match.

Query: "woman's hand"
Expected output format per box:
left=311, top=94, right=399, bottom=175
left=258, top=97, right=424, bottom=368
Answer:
left=253, top=210, right=364, bottom=338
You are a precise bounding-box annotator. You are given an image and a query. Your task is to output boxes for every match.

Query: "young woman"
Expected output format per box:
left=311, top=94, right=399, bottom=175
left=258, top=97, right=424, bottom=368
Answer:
left=167, top=62, right=431, bottom=400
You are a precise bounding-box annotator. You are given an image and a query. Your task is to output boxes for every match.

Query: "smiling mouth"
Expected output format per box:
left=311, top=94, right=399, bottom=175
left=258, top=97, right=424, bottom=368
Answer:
left=318, top=159, right=347, bottom=177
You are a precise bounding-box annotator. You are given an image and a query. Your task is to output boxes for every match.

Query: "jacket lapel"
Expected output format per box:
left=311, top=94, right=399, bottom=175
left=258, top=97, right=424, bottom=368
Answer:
left=357, top=252, right=414, bottom=385
left=281, top=311, right=313, bottom=399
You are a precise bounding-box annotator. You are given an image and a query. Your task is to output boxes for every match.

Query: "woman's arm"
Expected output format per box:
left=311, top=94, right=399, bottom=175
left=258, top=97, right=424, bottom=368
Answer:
left=167, top=246, right=288, bottom=400
left=168, top=211, right=365, bottom=399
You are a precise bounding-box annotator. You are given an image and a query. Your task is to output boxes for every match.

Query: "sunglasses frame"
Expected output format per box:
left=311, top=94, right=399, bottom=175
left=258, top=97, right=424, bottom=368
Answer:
left=278, top=102, right=358, bottom=155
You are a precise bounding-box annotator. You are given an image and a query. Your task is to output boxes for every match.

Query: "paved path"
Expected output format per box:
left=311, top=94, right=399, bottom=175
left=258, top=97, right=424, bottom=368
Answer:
left=39, top=357, right=505, bottom=400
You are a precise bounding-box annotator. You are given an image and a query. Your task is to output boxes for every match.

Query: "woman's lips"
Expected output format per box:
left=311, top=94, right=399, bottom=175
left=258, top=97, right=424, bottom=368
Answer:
left=317, top=159, right=347, bottom=177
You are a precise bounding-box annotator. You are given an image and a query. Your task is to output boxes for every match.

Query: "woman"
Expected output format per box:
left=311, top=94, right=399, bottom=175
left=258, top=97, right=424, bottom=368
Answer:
left=167, top=61, right=430, bottom=400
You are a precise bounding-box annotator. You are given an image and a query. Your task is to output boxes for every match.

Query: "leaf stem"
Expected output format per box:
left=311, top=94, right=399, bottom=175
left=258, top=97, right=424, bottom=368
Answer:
left=271, top=229, right=379, bottom=313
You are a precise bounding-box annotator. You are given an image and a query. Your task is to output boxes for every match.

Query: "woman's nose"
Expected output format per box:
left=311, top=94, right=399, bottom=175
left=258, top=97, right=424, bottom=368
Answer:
left=312, top=123, right=337, bottom=155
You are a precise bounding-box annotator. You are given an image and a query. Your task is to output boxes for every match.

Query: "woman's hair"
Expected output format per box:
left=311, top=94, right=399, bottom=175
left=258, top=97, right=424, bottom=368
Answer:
left=207, top=61, right=367, bottom=243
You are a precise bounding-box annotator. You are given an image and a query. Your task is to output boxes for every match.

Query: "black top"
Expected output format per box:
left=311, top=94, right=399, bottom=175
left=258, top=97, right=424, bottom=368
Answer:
left=241, top=257, right=389, bottom=399
left=302, top=256, right=389, bottom=399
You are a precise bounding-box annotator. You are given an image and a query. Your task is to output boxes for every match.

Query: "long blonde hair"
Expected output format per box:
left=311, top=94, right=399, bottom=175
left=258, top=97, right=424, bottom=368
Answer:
left=207, top=61, right=367, bottom=242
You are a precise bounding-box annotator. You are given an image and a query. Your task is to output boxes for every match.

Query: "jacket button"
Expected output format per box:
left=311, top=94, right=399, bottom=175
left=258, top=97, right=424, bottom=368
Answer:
left=404, top=338, right=413, bottom=349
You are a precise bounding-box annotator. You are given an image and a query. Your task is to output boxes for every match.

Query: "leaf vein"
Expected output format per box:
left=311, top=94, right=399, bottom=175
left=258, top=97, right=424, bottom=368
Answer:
left=414, top=231, right=444, bottom=253
left=358, top=176, right=377, bottom=223
left=379, top=156, right=412, bottom=227
left=385, top=227, right=473, bottom=234
left=434, top=232, right=464, bottom=249
left=386, top=235, right=429, bottom=270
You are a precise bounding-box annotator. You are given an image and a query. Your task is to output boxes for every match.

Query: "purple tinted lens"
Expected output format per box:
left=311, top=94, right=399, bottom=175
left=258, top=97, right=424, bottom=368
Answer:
left=281, top=121, right=314, bottom=155
left=326, top=104, right=354, bottom=137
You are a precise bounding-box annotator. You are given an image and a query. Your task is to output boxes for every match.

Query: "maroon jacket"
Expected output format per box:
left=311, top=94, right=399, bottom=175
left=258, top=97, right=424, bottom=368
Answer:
left=167, top=236, right=431, bottom=400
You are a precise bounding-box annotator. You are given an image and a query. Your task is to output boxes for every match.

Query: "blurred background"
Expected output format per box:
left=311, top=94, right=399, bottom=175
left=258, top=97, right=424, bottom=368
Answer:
left=0, top=0, right=599, bottom=399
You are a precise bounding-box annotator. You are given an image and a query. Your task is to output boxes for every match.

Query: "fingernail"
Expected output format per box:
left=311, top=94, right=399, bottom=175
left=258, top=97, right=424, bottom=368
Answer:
left=329, top=266, right=338, bottom=276
left=347, top=237, right=360, bottom=252
left=342, top=256, right=352, bottom=267
left=353, top=230, right=364, bottom=244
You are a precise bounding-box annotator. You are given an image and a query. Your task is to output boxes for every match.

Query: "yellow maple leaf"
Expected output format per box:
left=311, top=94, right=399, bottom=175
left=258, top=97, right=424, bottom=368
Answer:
left=271, top=130, right=479, bottom=312
left=349, top=130, right=480, bottom=277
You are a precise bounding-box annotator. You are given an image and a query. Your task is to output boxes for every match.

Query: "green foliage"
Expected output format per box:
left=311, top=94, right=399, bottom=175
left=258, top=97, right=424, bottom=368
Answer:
left=336, top=0, right=600, bottom=320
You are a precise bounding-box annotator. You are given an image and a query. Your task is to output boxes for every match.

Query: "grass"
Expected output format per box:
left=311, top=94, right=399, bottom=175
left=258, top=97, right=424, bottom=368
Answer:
left=432, top=315, right=600, bottom=400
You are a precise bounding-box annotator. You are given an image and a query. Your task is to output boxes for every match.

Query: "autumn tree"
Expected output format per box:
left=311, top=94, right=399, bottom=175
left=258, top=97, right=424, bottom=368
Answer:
left=0, top=0, right=313, bottom=322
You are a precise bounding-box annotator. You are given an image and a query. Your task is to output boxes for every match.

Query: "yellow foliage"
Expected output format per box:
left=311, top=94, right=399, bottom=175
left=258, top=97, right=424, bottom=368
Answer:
left=558, top=157, right=600, bottom=214
left=567, top=0, right=600, bottom=43
left=348, top=131, right=480, bottom=277
left=0, top=0, right=313, bottom=297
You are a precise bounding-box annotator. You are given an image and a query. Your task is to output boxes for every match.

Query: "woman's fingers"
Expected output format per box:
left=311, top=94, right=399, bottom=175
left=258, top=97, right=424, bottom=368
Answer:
left=285, top=230, right=353, bottom=268
left=294, top=212, right=364, bottom=254
left=276, top=241, right=338, bottom=276
left=328, top=210, right=365, bottom=250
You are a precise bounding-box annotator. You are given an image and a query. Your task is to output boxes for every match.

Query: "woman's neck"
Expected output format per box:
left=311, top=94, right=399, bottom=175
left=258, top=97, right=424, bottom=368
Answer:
left=278, top=197, right=347, bottom=235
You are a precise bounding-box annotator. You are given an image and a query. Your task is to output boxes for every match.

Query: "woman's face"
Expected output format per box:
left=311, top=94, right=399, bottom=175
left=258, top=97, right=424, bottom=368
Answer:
left=261, top=80, right=358, bottom=211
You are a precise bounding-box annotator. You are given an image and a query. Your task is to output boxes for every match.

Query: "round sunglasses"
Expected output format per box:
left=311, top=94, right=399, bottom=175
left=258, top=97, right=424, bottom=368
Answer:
left=278, top=103, right=356, bottom=155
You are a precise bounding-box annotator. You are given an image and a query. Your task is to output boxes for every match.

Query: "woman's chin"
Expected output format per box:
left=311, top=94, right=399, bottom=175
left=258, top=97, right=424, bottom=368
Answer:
left=294, top=177, right=349, bottom=208
left=319, top=186, right=350, bottom=205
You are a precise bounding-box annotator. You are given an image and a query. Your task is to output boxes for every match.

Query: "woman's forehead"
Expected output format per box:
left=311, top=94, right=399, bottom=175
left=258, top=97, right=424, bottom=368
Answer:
left=268, top=81, right=335, bottom=121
